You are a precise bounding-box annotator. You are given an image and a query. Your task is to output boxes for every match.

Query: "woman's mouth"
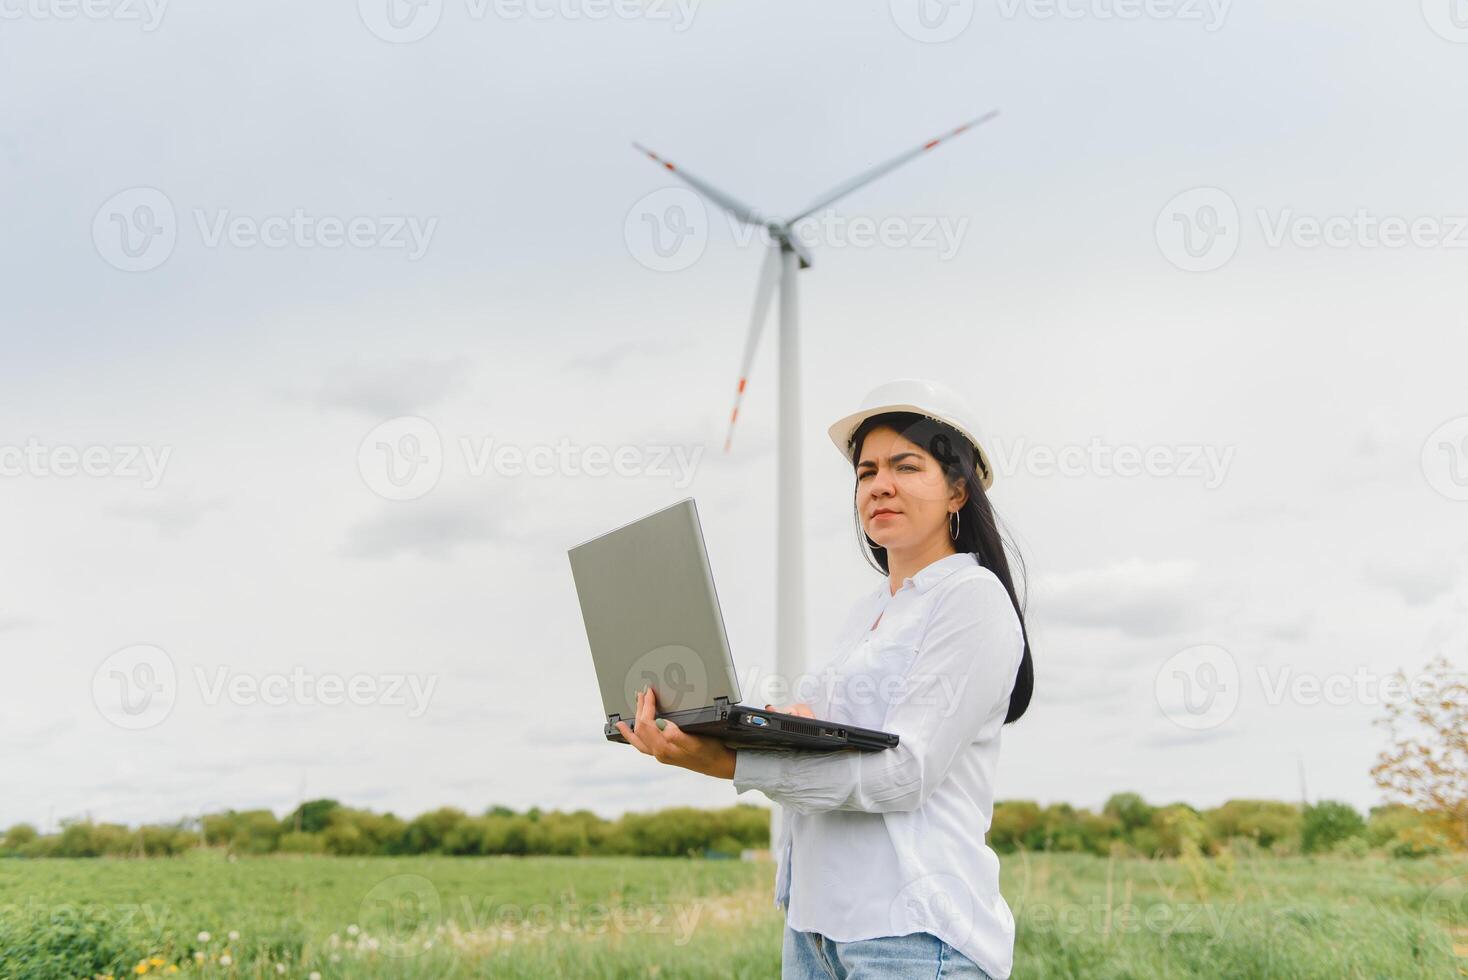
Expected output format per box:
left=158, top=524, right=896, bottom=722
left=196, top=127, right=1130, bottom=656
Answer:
left=872, top=511, right=900, bottom=521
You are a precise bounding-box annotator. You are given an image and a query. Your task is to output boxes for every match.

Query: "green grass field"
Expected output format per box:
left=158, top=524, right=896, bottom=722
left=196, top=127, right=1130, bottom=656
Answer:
left=1, top=851, right=1464, bottom=978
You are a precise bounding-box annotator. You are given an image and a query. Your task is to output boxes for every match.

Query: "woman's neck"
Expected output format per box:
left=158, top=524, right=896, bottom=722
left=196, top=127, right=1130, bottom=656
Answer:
left=886, top=539, right=959, bottom=596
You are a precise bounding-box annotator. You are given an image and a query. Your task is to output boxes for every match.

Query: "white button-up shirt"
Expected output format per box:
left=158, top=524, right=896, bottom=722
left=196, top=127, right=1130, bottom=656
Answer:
left=732, top=551, right=1025, bottom=980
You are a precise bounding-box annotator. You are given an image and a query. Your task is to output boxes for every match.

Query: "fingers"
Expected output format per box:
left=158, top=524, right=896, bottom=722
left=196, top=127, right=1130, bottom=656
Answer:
left=616, top=720, right=649, bottom=754
left=633, top=688, right=674, bottom=759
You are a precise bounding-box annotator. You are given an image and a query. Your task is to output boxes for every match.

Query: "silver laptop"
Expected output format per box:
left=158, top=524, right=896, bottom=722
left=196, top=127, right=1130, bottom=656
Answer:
left=567, top=497, right=899, bottom=752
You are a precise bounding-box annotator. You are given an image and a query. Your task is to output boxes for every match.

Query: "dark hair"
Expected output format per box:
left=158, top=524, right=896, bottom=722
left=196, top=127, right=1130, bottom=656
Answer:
left=847, top=411, right=1034, bottom=724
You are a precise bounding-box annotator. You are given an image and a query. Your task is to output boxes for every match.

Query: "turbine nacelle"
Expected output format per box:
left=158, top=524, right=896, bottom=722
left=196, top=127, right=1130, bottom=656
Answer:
left=770, top=225, right=814, bottom=269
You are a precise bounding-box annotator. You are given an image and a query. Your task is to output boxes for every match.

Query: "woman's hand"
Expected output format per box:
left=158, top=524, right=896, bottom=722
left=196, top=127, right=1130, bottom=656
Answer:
left=763, top=702, right=815, bottom=717
left=616, top=687, right=736, bottom=780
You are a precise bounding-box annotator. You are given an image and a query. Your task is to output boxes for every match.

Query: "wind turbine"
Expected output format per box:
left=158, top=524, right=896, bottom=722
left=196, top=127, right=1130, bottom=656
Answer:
left=632, top=109, right=1000, bottom=752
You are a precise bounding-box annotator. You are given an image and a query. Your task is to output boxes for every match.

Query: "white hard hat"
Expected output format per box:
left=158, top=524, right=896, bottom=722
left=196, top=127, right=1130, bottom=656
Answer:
left=827, top=378, right=994, bottom=491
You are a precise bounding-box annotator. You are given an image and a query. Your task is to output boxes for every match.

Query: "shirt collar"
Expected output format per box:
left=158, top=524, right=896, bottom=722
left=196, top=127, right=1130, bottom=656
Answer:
left=882, top=551, right=978, bottom=598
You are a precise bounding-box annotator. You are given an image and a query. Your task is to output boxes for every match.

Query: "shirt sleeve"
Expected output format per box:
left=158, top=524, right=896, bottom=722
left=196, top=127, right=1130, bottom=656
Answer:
left=732, top=569, right=1024, bottom=815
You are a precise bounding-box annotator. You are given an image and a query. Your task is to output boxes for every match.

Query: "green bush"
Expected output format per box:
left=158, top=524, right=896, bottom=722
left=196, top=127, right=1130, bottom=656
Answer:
left=1302, top=801, right=1366, bottom=854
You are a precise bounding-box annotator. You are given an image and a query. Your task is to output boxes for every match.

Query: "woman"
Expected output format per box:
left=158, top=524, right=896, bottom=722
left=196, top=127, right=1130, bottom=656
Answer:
left=617, top=377, right=1034, bottom=980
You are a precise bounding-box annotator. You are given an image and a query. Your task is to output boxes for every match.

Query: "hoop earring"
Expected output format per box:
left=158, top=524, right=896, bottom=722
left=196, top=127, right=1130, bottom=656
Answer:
left=949, top=509, right=960, bottom=541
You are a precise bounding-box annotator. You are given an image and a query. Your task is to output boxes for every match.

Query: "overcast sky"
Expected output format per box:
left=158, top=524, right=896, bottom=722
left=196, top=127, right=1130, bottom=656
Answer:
left=2, top=1, right=1466, bottom=831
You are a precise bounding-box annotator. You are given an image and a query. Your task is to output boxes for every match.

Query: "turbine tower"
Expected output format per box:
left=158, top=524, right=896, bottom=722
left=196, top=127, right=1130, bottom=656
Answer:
left=632, top=110, right=999, bottom=783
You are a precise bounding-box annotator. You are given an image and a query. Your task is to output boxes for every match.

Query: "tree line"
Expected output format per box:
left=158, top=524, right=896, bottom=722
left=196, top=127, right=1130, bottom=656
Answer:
left=0, top=795, right=1459, bottom=860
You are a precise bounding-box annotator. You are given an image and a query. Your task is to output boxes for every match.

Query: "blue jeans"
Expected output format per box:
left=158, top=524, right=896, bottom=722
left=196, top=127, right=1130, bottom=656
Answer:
left=782, top=926, right=996, bottom=980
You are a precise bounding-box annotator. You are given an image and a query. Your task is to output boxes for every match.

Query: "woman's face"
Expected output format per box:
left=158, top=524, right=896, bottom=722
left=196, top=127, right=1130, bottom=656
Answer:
left=854, top=426, right=965, bottom=552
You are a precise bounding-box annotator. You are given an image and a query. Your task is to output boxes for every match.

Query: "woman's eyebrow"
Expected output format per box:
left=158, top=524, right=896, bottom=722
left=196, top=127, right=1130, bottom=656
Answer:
left=857, top=451, right=922, bottom=469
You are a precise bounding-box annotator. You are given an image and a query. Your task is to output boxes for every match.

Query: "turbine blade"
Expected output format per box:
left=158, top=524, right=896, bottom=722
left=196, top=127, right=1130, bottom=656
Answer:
left=724, top=246, right=782, bottom=454
left=632, top=142, right=768, bottom=228
left=786, top=110, right=1000, bottom=225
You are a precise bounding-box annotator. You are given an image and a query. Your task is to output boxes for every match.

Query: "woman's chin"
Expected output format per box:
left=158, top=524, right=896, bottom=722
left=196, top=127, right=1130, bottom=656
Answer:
left=867, top=532, right=902, bottom=550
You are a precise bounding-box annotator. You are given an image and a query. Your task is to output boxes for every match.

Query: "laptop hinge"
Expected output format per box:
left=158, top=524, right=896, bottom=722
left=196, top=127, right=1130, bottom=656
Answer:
left=606, top=713, right=622, bottom=726
left=714, top=696, right=732, bottom=716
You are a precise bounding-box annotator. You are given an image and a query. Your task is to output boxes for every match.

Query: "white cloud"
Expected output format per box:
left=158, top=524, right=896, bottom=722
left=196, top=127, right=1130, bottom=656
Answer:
left=340, top=496, right=501, bottom=561
left=1035, top=559, right=1203, bottom=639
left=309, top=357, right=469, bottom=417
left=1364, top=554, right=1460, bottom=607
